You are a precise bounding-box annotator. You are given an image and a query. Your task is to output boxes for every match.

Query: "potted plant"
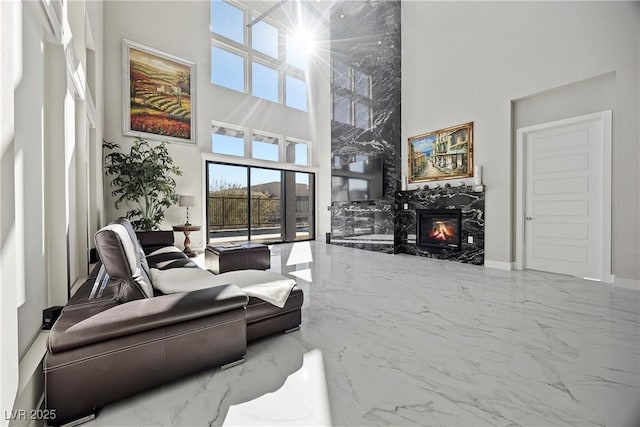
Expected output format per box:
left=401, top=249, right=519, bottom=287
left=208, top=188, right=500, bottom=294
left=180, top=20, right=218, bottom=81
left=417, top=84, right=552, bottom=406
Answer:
left=104, top=137, right=182, bottom=232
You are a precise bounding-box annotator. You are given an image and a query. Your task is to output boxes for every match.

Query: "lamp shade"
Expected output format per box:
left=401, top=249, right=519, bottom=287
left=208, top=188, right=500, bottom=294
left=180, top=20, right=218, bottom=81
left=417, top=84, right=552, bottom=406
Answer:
left=178, top=195, right=195, bottom=207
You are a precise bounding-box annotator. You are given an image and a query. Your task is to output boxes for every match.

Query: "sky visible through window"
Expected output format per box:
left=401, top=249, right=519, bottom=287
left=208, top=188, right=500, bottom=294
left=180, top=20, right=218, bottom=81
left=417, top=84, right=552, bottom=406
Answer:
left=211, top=46, right=244, bottom=92
left=295, top=143, right=307, bottom=165
left=211, top=0, right=244, bottom=43
left=286, top=75, right=307, bottom=111
left=211, top=0, right=309, bottom=110
left=251, top=168, right=281, bottom=191
left=252, top=63, right=279, bottom=102
left=252, top=19, right=278, bottom=58
left=253, top=138, right=279, bottom=161
left=212, top=133, right=244, bottom=156
left=209, top=164, right=309, bottom=191
left=286, top=33, right=308, bottom=72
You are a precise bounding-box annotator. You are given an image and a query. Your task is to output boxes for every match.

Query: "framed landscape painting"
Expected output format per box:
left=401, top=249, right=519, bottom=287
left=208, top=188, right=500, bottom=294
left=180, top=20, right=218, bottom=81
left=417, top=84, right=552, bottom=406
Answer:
left=123, top=40, right=195, bottom=144
left=408, top=122, right=473, bottom=183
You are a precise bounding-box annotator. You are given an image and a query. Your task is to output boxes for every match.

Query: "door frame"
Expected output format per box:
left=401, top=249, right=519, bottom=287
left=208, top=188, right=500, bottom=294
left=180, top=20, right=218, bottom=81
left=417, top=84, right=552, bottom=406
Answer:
left=203, top=160, right=317, bottom=246
left=514, top=110, right=613, bottom=282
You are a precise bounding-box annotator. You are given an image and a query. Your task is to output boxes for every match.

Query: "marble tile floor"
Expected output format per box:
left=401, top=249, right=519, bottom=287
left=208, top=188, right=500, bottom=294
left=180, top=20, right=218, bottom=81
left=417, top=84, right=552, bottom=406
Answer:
left=87, top=241, right=639, bottom=427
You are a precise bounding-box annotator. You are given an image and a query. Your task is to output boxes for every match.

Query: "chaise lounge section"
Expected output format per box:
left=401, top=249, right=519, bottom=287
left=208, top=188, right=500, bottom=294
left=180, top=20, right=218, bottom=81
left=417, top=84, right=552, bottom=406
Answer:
left=137, top=229, right=304, bottom=342
left=44, top=219, right=303, bottom=426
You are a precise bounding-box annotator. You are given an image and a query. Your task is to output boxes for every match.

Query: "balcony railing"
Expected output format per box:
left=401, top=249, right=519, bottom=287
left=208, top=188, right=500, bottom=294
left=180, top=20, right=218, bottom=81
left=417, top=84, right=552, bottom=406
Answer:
left=208, top=195, right=311, bottom=231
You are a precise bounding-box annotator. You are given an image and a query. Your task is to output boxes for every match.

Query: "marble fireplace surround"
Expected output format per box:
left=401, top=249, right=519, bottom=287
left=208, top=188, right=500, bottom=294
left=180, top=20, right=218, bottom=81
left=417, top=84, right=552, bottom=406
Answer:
left=395, top=185, right=485, bottom=265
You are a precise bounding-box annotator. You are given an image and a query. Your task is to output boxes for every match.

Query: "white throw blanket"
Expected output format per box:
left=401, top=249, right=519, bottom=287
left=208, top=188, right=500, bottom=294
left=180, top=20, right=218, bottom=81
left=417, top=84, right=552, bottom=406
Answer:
left=150, top=268, right=296, bottom=308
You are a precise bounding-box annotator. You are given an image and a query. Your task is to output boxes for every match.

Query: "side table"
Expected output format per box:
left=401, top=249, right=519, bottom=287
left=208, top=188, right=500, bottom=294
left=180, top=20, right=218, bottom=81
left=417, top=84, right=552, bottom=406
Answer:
left=172, top=225, right=201, bottom=258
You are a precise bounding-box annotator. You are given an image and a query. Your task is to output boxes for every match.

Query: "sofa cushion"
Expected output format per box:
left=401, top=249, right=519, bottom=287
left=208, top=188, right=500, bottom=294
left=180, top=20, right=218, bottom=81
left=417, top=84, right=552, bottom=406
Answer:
left=94, top=218, right=154, bottom=301
left=146, top=246, right=198, bottom=270
left=47, top=285, right=248, bottom=354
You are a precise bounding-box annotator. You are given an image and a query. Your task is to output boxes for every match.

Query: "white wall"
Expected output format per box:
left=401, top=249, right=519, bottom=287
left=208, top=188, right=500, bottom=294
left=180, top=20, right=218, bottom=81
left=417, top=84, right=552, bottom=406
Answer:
left=1, top=0, right=105, bottom=420
left=15, top=0, right=48, bottom=354
left=0, top=1, right=20, bottom=422
left=103, top=1, right=331, bottom=247
left=402, top=1, right=640, bottom=279
left=87, top=0, right=105, bottom=236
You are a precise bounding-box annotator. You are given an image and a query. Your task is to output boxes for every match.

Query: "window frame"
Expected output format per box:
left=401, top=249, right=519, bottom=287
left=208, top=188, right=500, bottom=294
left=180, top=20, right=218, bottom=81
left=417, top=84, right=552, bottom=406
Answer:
left=210, top=120, right=315, bottom=169
left=210, top=0, right=309, bottom=110
left=205, top=160, right=316, bottom=244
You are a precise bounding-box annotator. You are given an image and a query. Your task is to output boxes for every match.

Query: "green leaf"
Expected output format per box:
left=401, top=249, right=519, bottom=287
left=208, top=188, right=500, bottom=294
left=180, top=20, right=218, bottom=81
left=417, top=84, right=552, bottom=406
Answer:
left=103, top=138, right=182, bottom=231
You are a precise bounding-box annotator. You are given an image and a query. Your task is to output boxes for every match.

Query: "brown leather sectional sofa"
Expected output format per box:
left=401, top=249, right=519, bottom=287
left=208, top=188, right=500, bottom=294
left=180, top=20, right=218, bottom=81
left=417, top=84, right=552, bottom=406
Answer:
left=44, top=218, right=303, bottom=426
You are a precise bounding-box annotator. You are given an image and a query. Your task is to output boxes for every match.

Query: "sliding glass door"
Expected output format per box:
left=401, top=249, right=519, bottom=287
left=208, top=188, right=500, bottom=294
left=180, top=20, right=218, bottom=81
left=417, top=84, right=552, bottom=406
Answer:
left=250, top=167, right=283, bottom=244
left=207, top=161, right=315, bottom=245
left=207, top=163, right=249, bottom=243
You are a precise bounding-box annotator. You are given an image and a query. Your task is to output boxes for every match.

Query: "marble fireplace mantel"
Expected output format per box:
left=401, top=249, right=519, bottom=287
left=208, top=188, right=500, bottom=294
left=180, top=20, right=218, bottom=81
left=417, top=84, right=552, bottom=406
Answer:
left=395, top=185, right=485, bottom=265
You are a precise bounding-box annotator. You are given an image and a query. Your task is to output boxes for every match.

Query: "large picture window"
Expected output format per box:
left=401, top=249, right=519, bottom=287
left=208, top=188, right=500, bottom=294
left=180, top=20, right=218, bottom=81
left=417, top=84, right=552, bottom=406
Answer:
left=206, top=161, right=315, bottom=244
left=210, top=0, right=310, bottom=111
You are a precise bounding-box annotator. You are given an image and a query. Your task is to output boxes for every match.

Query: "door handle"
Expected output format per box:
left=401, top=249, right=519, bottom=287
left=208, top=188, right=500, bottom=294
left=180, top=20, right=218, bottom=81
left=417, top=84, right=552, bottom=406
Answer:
left=525, top=216, right=536, bottom=221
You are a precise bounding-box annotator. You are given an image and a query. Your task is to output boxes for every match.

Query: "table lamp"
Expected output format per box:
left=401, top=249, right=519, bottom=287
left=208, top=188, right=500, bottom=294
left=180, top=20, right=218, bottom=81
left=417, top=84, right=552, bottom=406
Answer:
left=179, top=195, right=195, bottom=226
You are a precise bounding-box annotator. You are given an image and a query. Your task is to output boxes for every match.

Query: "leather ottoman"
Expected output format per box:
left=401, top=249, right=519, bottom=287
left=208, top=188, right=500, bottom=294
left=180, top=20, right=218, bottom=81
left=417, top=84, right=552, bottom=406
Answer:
left=206, top=242, right=271, bottom=274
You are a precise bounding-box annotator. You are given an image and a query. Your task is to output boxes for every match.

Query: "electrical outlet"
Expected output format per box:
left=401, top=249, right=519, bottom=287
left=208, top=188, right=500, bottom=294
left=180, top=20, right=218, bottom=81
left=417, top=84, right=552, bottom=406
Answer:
left=403, top=203, right=409, bottom=210
left=467, top=235, right=474, bottom=244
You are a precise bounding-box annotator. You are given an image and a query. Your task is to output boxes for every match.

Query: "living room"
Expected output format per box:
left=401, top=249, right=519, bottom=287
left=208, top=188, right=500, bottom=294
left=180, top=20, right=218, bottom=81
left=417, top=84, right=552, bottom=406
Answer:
left=1, top=1, right=639, bottom=426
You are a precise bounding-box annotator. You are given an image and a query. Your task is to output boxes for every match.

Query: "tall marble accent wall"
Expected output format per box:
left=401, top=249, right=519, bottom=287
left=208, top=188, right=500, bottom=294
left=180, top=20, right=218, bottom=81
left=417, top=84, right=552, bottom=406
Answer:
left=329, top=0, right=401, bottom=254
left=396, top=185, right=485, bottom=265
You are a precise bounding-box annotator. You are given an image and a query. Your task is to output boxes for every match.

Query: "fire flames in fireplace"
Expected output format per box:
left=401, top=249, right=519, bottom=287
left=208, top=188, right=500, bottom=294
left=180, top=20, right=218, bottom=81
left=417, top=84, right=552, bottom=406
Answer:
left=430, top=221, right=457, bottom=241
left=416, top=208, right=462, bottom=251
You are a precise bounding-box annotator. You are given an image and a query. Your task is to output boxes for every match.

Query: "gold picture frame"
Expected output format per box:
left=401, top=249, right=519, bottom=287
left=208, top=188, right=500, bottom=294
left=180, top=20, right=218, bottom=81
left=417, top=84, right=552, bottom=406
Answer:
left=123, top=39, right=195, bottom=144
left=408, top=122, right=473, bottom=183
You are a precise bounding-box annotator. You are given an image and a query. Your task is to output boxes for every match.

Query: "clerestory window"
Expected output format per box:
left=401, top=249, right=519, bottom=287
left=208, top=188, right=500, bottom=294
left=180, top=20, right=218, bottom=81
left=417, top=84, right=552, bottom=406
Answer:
left=211, top=121, right=311, bottom=168
left=210, top=0, right=309, bottom=112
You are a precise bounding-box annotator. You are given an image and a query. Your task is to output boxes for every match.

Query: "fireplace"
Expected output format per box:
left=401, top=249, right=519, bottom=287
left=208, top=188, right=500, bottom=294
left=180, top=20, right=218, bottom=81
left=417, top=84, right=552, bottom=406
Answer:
left=416, top=209, right=462, bottom=251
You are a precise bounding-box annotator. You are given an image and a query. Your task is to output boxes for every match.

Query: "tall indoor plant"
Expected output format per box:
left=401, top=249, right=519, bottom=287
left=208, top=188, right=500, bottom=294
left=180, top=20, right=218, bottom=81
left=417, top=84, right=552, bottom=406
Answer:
left=104, top=137, right=182, bottom=231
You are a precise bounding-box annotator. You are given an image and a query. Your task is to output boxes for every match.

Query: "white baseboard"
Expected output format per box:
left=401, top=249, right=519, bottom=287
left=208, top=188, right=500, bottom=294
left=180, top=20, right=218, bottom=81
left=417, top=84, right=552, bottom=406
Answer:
left=484, top=260, right=514, bottom=271
left=612, top=276, right=640, bottom=292
left=601, top=273, right=615, bottom=284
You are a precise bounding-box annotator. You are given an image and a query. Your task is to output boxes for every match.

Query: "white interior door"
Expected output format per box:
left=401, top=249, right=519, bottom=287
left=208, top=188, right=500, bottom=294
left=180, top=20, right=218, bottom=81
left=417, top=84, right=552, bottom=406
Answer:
left=517, top=111, right=611, bottom=280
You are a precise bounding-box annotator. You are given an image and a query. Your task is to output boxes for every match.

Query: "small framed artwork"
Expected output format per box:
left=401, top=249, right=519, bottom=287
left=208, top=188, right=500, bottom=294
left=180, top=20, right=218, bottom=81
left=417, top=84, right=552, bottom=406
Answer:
left=408, top=122, right=473, bottom=183
left=123, top=39, right=195, bottom=144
